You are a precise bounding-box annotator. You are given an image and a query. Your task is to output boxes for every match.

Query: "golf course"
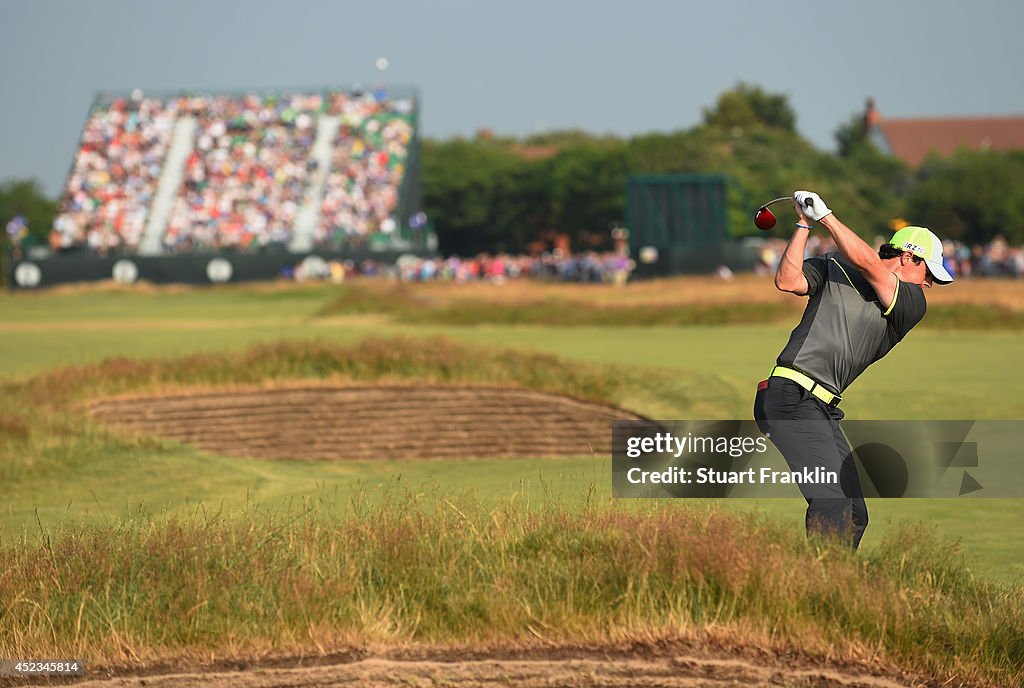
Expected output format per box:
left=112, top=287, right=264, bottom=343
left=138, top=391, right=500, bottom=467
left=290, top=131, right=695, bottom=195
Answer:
left=1, top=275, right=1023, bottom=687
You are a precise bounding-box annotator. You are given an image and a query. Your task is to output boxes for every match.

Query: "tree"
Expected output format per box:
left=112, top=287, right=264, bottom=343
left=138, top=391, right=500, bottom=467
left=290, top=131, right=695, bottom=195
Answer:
left=0, top=179, right=57, bottom=245
left=421, top=138, right=559, bottom=255
left=903, top=150, right=1024, bottom=244
left=626, top=130, right=713, bottom=175
left=545, top=144, right=627, bottom=246
left=834, top=111, right=871, bottom=158
left=702, top=82, right=797, bottom=133
left=418, top=80, right=956, bottom=254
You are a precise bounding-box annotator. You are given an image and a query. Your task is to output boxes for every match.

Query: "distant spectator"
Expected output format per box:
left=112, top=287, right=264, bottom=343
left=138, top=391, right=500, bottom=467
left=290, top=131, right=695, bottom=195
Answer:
left=6, top=216, right=28, bottom=260
left=316, top=90, right=414, bottom=250
left=164, top=93, right=322, bottom=253
left=51, top=95, right=177, bottom=254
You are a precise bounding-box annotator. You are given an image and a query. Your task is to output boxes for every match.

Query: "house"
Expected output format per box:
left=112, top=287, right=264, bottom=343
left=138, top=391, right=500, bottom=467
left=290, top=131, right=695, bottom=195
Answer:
left=862, top=98, right=1024, bottom=167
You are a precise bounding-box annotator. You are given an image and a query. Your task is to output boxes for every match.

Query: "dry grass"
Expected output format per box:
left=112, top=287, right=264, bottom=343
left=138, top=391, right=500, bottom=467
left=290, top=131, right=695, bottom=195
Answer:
left=10, top=273, right=1024, bottom=310
left=918, top=278, right=1024, bottom=311
left=408, top=275, right=797, bottom=307
left=24, top=337, right=619, bottom=406
left=0, top=334, right=1020, bottom=685
left=1, top=497, right=1021, bottom=686
left=407, top=275, right=1024, bottom=311
left=313, top=276, right=1024, bottom=329
left=0, top=414, right=30, bottom=439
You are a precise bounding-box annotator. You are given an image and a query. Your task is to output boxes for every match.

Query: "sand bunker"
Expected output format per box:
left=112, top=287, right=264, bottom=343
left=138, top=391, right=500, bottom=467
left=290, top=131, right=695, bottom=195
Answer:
left=87, top=386, right=641, bottom=461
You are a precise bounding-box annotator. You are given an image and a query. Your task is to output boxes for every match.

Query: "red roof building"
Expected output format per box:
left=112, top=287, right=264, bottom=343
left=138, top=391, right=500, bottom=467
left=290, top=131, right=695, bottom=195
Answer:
left=863, top=99, right=1024, bottom=167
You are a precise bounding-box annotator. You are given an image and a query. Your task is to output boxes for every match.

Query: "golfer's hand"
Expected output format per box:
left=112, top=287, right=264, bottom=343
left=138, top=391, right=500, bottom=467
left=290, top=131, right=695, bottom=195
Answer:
left=792, top=199, right=813, bottom=227
left=793, top=191, right=833, bottom=222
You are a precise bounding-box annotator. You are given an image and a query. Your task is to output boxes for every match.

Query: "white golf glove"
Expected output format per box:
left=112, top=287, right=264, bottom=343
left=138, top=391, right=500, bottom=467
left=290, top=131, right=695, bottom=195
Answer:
left=793, top=191, right=832, bottom=221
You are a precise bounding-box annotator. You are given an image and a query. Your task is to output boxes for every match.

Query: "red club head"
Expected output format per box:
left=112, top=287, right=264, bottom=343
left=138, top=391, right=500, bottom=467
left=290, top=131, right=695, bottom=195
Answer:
left=754, top=207, right=776, bottom=231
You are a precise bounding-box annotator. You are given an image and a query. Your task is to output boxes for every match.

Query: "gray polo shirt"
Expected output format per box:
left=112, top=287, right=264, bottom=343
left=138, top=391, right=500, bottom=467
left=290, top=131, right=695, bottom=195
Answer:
left=776, top=252, right=927, bottom=395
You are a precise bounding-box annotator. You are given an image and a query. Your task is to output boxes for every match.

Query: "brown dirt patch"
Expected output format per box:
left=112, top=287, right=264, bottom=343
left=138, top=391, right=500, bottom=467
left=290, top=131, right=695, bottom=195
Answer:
left=13, top=646, right=922, bottom=688
left=87, top=386, right=641, bottom=461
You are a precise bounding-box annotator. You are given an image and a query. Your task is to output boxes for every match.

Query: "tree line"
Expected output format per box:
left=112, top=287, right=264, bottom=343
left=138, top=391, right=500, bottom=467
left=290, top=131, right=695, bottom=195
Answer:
left=422, top=84, right=1024, bottom=254
left=4, top=83, right=1024, bottom=256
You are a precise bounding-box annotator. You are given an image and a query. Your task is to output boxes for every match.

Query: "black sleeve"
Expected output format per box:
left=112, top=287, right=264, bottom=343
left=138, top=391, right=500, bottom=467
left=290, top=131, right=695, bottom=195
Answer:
left=885, top=281, right=927, bottom=340
left=801, top=256, right=828, bottom=296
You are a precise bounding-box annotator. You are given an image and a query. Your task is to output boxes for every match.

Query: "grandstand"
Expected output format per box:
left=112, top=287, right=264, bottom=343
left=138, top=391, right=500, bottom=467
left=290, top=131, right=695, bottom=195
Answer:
left=22, top=86, right=431, bottom=288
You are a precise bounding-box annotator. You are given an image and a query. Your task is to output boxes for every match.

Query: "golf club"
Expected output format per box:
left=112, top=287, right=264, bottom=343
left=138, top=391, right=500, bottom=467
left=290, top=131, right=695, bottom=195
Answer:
left=753, top=196, right=792, bottom=231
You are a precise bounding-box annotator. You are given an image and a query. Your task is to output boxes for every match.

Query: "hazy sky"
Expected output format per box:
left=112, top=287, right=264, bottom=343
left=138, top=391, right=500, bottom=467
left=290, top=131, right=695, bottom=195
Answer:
left=2, top=0, right=1023, bottom=197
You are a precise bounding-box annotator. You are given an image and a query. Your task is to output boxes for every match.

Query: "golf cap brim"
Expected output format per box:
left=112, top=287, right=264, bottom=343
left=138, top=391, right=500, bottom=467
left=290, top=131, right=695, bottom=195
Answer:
left=889, top=225, right=954, bottom=285
left=923, top=258, right=954, bottom=284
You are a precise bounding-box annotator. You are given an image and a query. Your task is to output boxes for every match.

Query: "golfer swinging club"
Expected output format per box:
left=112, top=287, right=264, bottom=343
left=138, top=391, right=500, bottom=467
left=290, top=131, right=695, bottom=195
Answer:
left=754, top=190, right=953, bottom=549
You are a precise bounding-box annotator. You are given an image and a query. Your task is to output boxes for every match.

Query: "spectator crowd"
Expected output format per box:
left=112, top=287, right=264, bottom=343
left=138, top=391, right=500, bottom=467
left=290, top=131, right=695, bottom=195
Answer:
left=285, top=250, right=636, bottom=285
left=288, top=236, right=1024, bottom=286
left=48, top=88, right=414, bottom=256
left=163, top=93, right=321, bottom=252
left=50, top=95, right=177, bottom=253
left=753, top=234, right=1024, bottom=281
left=316, top=90, right=415, bottom=250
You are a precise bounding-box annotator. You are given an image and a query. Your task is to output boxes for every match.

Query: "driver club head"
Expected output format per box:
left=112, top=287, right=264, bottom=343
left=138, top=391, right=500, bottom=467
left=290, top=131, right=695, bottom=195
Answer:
left=752, top=196, right=791, bottom=231
left=754, top=207, right=777, bottom=230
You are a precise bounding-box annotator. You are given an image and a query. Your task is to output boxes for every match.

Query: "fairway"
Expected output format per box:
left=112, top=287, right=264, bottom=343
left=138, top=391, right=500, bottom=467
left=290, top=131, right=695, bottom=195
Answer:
left=4, top=278, right=1024, bottom=688
left=2, top=278, right=1022, bottom=583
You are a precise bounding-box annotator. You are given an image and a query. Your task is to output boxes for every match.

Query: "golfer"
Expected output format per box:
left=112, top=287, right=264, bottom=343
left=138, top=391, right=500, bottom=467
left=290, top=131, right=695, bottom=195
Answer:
left=754, top=190, right=953, bottom=548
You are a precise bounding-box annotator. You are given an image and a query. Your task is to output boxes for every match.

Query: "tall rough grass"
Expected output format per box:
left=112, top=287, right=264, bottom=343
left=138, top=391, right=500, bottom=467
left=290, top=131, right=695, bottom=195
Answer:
left=315, top=283, right=797, bottom=326
left=0, top=337, right=631, bottom=483
left=3, top=336, right=618, bottom=410
left=3, top=336, right=1020, bottom=685
left=315, top=283, right=1024, bottom=330
left=0, top=495, right=1021, bottom=686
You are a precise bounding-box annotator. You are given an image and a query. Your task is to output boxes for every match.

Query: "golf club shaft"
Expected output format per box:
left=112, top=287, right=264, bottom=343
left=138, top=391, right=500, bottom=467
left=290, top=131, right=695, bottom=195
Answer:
left=758, top=196, right=792, bottom=210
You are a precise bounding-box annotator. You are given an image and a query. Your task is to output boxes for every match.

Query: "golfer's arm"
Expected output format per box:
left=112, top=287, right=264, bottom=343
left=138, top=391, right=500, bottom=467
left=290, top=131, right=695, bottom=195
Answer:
left=819, top=214, right=897, bottom=308
left=775, top=229, right=810, bottom=294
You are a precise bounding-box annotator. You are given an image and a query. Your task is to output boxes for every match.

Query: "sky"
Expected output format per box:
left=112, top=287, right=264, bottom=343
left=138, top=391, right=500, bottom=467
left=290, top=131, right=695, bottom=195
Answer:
left=2, top=0, right=1023, bottom=197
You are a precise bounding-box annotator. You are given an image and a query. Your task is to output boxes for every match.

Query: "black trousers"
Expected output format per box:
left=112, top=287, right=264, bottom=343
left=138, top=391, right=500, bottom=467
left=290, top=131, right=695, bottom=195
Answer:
left=753, top=378, right=868, bottom=549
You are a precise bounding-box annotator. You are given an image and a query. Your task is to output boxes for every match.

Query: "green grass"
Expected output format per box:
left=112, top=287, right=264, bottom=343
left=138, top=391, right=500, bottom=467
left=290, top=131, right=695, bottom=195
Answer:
left=1, top=282, right=1023, bottom=682
left=7, top=445, right=1022, bottom=583
left=0, top=331, right=1021, bottom=583
left=4, top=446, right=604, bottom=536
left=0, top=284, right=336, bottom=323
left=2, top=285, right=1024, bottom=577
